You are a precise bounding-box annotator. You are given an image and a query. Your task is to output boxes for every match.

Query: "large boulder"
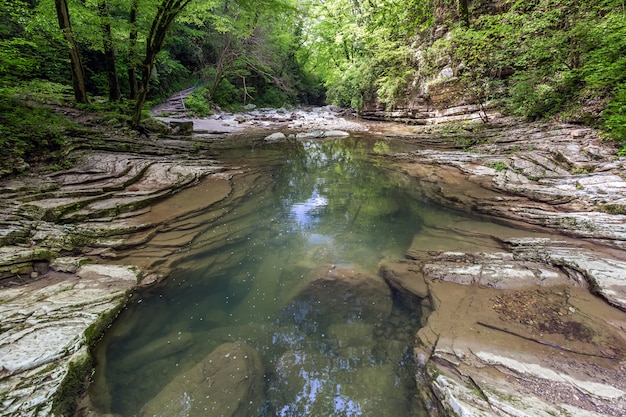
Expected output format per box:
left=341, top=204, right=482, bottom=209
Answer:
left=278, top=264, right=393, bottom=332
left=169, top=120, right=194, bottom=135
left=264, top=132, right=287, bottom=142
left=140, top=342, right=265, bottom=417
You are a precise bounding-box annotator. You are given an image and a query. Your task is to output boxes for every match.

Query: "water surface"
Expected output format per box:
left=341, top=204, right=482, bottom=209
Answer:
left=90, top=136, right=493, bottom=416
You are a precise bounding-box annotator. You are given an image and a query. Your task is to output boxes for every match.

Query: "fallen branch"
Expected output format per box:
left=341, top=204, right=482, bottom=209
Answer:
left=477, top=321, right=616, bottom=360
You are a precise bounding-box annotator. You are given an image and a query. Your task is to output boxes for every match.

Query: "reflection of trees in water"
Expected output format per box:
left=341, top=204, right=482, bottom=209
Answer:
left=279, top=138, right=416, bottom=226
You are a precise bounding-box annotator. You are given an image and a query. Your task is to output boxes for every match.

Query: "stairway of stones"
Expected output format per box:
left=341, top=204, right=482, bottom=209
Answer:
left=151, top=85, right=197, bottom=118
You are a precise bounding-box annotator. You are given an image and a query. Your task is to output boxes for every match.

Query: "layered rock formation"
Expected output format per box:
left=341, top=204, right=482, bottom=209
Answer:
left=0, top=134, right=234, bottom=416
left=379, top=120, right=626, bottom=416
left=382, top=239, right=626, bottom=416
left=1, top=105, right=625, bottom=416
left=0, top=264, right=139, bottom=416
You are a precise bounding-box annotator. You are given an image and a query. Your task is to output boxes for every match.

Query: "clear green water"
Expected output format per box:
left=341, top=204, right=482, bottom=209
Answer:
left=90, top=137, right=461, bottom=416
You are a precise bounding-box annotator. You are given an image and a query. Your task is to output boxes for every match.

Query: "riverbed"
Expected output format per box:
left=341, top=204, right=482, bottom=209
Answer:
left=1, top=108, right=625, bottom=416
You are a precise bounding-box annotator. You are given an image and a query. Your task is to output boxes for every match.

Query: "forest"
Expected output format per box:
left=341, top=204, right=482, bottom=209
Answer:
left=1, top=0, right=625, bottom=174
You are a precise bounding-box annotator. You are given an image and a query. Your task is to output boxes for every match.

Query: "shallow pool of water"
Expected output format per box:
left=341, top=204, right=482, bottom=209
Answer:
left=88, top=137, right=496, bottom=416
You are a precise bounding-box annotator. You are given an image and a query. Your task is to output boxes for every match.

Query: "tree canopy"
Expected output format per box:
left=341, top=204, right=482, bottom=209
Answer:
left=1, top=0, right=625, bottom=172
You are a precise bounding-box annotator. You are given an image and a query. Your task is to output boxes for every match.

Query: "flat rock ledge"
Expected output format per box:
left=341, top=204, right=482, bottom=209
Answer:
left=382, top=237, right=626, bottom=416
left=0, top=264, right=139, bottom=416
left=388, top=121, right=626, bottom=248
left=0, top=135, right=233, bottom=416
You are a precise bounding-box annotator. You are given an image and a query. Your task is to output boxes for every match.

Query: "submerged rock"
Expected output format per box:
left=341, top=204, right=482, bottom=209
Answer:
left=140, top=341, right=265, bottom=417
left=295, top=129, right=350, bottom=139
left=278, top=264, right=393, bottom=331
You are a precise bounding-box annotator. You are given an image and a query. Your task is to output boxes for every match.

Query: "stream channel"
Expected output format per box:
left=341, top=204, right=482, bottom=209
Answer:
left=87, top=135, right=530, bottom=416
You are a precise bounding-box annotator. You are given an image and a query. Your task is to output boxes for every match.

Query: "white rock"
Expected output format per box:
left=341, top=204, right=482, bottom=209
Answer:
left=264, top=132, right=287, bottom=142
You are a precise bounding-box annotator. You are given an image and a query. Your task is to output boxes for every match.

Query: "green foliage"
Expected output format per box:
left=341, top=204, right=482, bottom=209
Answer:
left=7, top=79, right=74, bottom=104
left=212, top=78, right=240, bottom=108
left=603, top=84, right=626, bottom=143
left=2, top=0, right=625, bottom=161
left=143, top=49, right=195, bottom=101
left=508, top=76, right=565, bottom=119
left=303, top=0, right=431, bottom=110
left=185, top=89, right=212, bottom=116
left=404, top=0, right=626, bottom=148
left=0, top=87, right=77, bottom=175
left=165, top=0, right=319, bottom=108
left=487, top=161, right=508, bottom=172
left=255, top=86, right=289, bottom=107
left=325, top=59, right=378, bottom=109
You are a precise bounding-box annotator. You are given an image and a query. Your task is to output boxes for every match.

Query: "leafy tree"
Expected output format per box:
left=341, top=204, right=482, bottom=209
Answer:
left=132, top=0, right=194, bottom=126
left=178, top=0, right=321, bottom=111
left=603, top=86, right=626, bottom=146
left=127, top=0, right=139, bottom=98
left=0, top=0, right=40, bottom=81
left=303, top=0, right=431, bottom=110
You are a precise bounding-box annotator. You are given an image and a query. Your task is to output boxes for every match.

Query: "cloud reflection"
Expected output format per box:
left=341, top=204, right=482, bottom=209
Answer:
left=289, top=189, right=328, bottom=227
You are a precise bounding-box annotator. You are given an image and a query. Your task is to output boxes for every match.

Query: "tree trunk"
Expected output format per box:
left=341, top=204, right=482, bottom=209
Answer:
left=128, top=0, right=139, bottom=99
left=54, top=0, right=88, bottom=104
left=208, top=35, right=233, bottom=100
left=458, top=0, right=470, bottom=27
left=132, top=0, right=193, bottom=127
left=99, top=0, right=121, bottom=101
left=132, top=56, right=154, bottom=126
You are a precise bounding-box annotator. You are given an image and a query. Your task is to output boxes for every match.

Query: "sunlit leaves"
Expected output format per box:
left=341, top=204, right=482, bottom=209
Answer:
left=302, top=0, right=431, bottom=109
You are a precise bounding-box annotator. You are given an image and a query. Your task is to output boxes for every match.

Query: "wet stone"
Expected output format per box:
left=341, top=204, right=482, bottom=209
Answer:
left=278, top=264, right=393, bottom=331
left=140, top=342, right=265, bottom=417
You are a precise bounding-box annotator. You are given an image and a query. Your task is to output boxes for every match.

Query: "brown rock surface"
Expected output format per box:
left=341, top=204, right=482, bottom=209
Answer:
left=375, top=120, right=626, bottom=416
left=140, top=342, right=265, bottom=417
left=382, top=235, right=626, bottom=415
left=279, top=264, right=393, bottom=329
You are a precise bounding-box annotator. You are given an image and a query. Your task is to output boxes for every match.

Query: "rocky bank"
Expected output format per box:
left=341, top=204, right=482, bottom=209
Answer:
left=377, top=119, right=626, bottom=416
left=0, top=105, right=625, bottom=416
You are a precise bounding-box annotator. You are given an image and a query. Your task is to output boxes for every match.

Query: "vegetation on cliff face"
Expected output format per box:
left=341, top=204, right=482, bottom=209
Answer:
left=1, top=0, right=625, bottom=173
left=306, top=0, right=626, bottom=147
